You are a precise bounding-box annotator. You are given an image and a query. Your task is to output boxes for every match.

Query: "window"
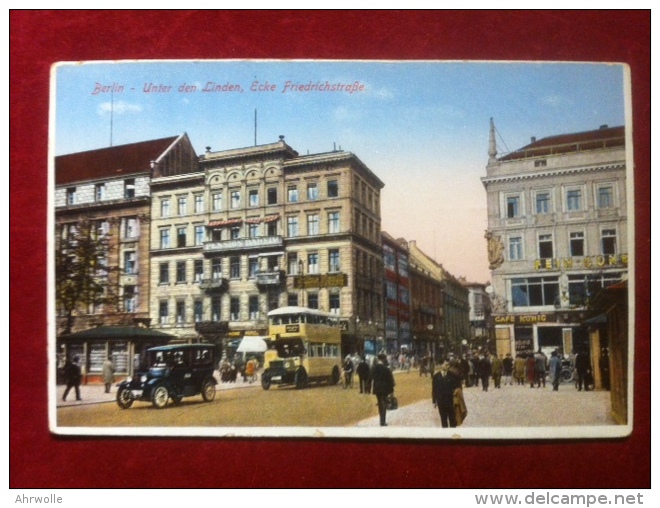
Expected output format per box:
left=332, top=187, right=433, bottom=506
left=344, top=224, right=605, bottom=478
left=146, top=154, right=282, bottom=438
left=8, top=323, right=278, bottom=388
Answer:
left=249, top=295, right=259, bottom=319
left=123, top=286, right=137, bottom=313
left=329, top=293, right=340, bottom=314
left=386, top=280, right=397, bottom=300
left=287, top=185, right=298, bottom=203
left=308, top=293, right=319, bottom=309
left=307, top=214, right=319, bottom=235
left=230, top=256, right=241, bottom=279
left=601, top=229, right=617, bottom=255
left=329, top=249, right=340, bottom=272
left=307, top=183, right=318, bottom=200
left=248, top=223, right=259, bottom=238
left=287, top=294, right=298, bottom=306
left=95, top=183, right=105, bottom=201
left=267, top=220, right=277, bottom=237
left=249, top=189, right=259, bottom=207
left=161, top=198, right=170, bottom=217
left=230, top=297, right=240, bottom=321
left=159, top=263, right=169, bottom=284
left=124, top=217, right=138, bottom=238
left=194, top=259, right=204, bottom=282
left=568, top=273, right=623, bottom=306
left=534, top=159, right=547, bottom=168
left=287, top=216, right=299, bottom=237
left=328, top=211, right=340, bottom=234
left=212, top=258, right=222, bottom=280
left=307, top=252, right=319, bottom=274
left=288, top=253, right=298, bottom=275
left=511, top=277, right=559, bottom=307
left=536, top=192, right=550, bottom=214
left=567, top=189, right=582, bottom=211
left=176, top=261, right=186, bottom=283
left=160, top=229, right=170, bottom=249
left=124, top=251, right=136, bottom=274
left=159, top=301, right=169, bottom=325
left=508, top=237, right=523, bottom=261
left=267, top=187, right=278, bottom=205
left=177, top=196, right=187, bottom=215
left=211, top=296, right=221, bottom=322
left=327, top=180, right=338, bottom=198
left=249, top=257, right=259, bottom=278
left=570, top=232, right=585, bottom=257
left=230, top=226, right=240, bottom=239
left=176, top=301, right=185, bottom=324
left=598, top=185, right=614, bottom=209
left=195, top=225, right=205, bottom=246
left=538, top=234, right=553, bottom=260
left=212, top=192, right=222, bottom=211
left=194, top=195, right=204, bottom=213
left=124, top=179, right=135, bottom=199
left=194, top=300, right=203, bottom=322
left=506, top=195, right=520, bottom=218
left=230, top=190, right=241, bottom=209
left=177, top=227, right=187, bottom=248
left=66, top=187, right=76, bottom=205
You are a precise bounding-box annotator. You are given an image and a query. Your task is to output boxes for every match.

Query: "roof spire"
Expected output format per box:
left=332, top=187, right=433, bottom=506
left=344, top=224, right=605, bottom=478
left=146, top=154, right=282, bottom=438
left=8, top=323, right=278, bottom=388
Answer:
left=488, top=117, right=498, bottom=164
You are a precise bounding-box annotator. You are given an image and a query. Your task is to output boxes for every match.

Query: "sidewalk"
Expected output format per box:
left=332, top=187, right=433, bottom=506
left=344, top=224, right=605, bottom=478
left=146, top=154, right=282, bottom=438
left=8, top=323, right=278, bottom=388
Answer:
left=56, top=370, right=259, bottom=408
left=355, top=382, right=616, bottom=428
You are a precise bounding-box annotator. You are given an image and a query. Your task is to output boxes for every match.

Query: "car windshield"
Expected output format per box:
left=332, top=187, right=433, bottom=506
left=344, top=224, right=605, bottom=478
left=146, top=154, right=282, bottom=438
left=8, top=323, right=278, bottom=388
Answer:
left=274, top=338, right=305, bottom=358
left=149, top=350, right=188, bottom=368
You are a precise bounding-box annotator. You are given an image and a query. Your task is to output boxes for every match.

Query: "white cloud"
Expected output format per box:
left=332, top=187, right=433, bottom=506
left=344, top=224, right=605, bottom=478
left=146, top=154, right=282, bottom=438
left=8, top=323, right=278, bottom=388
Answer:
left=97, top=100, right=143, bottom=116
left=540, top=94, right=573, bottom=107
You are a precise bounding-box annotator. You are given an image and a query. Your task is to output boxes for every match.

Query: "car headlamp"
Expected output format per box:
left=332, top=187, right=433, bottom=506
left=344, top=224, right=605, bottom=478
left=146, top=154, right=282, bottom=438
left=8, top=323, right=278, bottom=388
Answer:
left=140, top=375, right=148, bottom=383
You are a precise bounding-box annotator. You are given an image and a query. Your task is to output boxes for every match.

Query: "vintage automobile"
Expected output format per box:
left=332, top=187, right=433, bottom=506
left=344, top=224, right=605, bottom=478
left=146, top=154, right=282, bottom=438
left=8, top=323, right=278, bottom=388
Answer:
left=116, top=344, right=217, bottom=409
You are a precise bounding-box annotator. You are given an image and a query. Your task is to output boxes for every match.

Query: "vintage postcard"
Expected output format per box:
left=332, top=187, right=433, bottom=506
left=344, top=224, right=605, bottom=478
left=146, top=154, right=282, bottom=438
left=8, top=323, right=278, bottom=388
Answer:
left=49, top=60, right=634, bottom=439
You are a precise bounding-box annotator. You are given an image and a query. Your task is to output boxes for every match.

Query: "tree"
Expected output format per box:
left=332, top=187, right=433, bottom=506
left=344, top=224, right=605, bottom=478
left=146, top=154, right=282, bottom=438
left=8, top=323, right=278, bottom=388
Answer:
left=55, top=219, right=118, bottom=334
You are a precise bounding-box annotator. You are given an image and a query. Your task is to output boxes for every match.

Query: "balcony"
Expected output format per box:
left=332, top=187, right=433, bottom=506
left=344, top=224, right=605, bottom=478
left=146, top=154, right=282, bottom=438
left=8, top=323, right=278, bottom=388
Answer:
left=198, top=277, right=228, bottom=293
left=256, top=270, right=285, bottom=288
left=203, top=236, right=283, bottom=254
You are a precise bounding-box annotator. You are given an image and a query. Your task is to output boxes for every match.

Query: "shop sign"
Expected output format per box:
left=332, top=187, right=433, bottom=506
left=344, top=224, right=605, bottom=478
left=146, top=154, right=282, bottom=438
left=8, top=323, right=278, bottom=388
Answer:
left=534, top=254, right=628, bottom=271
left=285, top=324, right=300, bottom=333
left=494, top=314, right=555, bottom=324
left=293, top=273, right=347, bottom=289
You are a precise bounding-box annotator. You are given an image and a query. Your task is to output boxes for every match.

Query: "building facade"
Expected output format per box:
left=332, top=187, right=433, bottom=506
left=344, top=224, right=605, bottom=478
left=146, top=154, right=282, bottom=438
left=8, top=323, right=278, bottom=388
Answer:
left=459, top=278, right=492, bottom=352
left=481, top=121, right=628, bottom=359
left=381, top=232, right=412, bottom=354
left=149, top=137, right=385, bottom=356
left=54, top=134, right=199, bottom=378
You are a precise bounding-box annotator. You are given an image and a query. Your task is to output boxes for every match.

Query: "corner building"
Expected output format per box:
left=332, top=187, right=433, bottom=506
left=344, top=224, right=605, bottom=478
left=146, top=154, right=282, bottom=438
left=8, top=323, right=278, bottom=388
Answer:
left=481, top=121, right=628, bottom=358
left=149, top=138, right=384, bottom=356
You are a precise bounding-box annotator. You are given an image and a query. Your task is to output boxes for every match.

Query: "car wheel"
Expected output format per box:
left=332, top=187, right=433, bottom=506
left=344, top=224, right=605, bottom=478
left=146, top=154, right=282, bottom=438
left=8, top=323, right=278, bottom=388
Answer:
left=295, top=367, right=308, bottom=389
left=261, top=373, right=271, bottom=390
left=116, top=387, right=133, bottom=409
left=560, top=368, right=573, bottom=384
left=152, top=385, right=169, bottom=409
left=201, top=379, right=216, bottom=402
left=330, top=366, right=340, bottom=385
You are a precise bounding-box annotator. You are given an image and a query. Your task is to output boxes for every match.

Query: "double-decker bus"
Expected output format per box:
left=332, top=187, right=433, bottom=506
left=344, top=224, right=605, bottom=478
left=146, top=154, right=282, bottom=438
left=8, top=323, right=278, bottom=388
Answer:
left=261, top=306, right=342, bottom=390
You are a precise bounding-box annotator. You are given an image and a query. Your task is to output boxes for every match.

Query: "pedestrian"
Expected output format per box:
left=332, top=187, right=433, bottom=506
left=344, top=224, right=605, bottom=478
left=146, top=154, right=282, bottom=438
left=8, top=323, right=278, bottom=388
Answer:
left=432, top=358, right=462, bottom=428
left=356, top=356, right=371, bottom=394
left=371, top=353, right=395, bottom=427
left=102, top=355, right=115, bottom=394
left=470, top=354, right=480, bottom=388
left=534, top=350, right=547, bottom=388
left=514, top=353, right=526, bottom=385
left=342, top=355, right=354, bottom=388
left=502, top=353, right=514, bottom=386
left=478, top=353, right=492, bottom=392
left=458, top=354, right=471, bottom=387
left=525, top=353, right=536, bottom=388
left=575, top=348, right=592, bottom=391
left=62, top=355, right=82, bottom=401
left=491, top=354, right=503, bottom=389
left=548, top=350, right=562, bottom=391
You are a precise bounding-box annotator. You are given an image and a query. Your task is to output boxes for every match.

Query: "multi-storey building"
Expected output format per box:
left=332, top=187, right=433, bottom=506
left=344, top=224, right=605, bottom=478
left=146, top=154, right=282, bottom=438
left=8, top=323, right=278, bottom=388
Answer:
left=381, top=232, right=412, bottom=354
left=54, top=134, right=199, bottom=378
left=149, top=137, right=384, bottom=356
left=458, top=278, right=492, bottom=351
left=481, top=121, right=628, bottom=358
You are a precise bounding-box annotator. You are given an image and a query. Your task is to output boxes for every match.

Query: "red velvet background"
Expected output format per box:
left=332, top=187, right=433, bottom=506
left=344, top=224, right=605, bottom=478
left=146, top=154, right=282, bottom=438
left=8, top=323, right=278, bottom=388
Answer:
left=10, top=10, right=650, bottom=489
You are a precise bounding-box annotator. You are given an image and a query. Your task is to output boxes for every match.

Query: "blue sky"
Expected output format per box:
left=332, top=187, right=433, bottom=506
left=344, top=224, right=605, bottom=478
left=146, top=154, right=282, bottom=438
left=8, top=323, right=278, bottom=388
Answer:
left=52, top=60, right=626, bottom=282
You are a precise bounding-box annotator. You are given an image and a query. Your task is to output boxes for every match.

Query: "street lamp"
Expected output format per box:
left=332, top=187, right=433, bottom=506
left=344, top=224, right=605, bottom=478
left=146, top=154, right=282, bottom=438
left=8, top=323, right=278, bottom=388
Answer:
left=298, top=259, right=305, bottom=308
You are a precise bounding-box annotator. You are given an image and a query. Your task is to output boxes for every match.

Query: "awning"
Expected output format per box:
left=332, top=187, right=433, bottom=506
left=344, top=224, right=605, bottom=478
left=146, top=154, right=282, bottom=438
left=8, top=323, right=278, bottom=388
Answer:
left=207, top=218, right=242, bottom=228
left=58, top=326, right=175, bottom=342
left=236, top=336, right=270, bottom=353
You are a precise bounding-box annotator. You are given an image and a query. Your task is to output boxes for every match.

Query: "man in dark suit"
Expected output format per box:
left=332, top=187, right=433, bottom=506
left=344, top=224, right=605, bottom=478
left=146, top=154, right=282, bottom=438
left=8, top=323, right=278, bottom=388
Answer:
left=432, top=358, right=461, bottom=428
left=371, top=353, right=395, bottom=427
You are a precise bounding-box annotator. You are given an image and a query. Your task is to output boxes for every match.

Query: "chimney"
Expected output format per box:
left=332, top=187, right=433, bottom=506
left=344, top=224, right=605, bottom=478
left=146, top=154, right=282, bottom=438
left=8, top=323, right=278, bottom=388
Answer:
left=599, top=124, right=609, bottom=130
left=531, top=136, right=536, bottom=143
left=205, top=146, right=211, bottom=153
